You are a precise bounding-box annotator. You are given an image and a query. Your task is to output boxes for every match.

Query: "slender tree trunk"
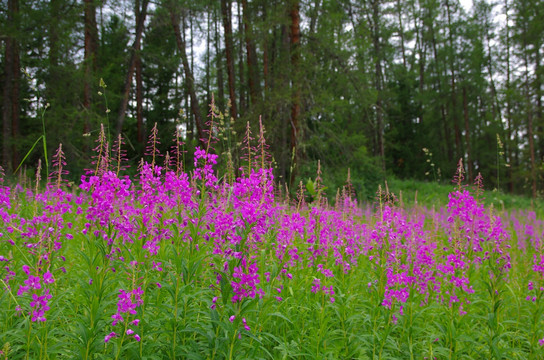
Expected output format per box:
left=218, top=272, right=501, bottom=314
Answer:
left=371, top=0, right=385, bottom=173
left=116, top=0, right=149, bottom=136
left=221, top=0, right=238, bottom=119
left=397, top=0, right=407, bottom=69
left=484, top=19, right=501, bottom=122
left=430, top=20, right=452, bottom=161
left=11, top=25, right=20, bottom=171
left=170, top=7, right=205, bottom=146
left=237, top=1, right=246, bottom=113
left=206, top=10, right=211, bottom=107
left=527, top=95, right=537, bottom=198
left=309, top=0, right=321, bottom=35
left=136, top=30, right=144, bottom=143
left=523, top=37, right=537, bottom=198
left=242, top=0, right=260, bottom=105
left=277, top=24, right=290, bottom=181
left=445, top=0, right=462, bottom=159
left=2, top=0, right=21, bottom=173
left=413, top=0, right=426, bottom=125
left=190, top=10, right=194, bottom=75
left=504, top=0, right=514, bottom=192
left=48, top=0, right=60, bottom=100
left=214, top=9, right=225, bottom=110
left=2, top=13, right=14, bottom=171
left=262, top=5, right=269, bottom=92
left=289, top=0, right=301, bottom=185
left=462, top=86, right=473, bottom=181
left=186, top=13, right=195, bottom=133
left=535, top=44, right=543, bottom=163
left=84, top=0, right=98, bottom=136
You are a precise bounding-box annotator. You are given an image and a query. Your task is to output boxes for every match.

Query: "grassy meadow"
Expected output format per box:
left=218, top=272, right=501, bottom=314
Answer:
left=1, top=126, right=543, bottom=360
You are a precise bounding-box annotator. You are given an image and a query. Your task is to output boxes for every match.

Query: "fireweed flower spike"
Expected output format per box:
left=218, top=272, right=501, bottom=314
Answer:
left=2, top=121, right=542, bottom=358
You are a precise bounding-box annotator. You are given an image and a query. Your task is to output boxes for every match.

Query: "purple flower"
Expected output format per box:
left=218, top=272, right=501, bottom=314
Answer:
left=22, top=265, right=31, bottom=275
left=25, top=275, right=41, bottom=290
left=152, top=261, right=163, bottom=271
left=111, top=313, right=124, bottom=326
left=29, top=290, right=52, bottom=322
left=43, top=271, right=54, bottom=284
left=105, top=332, right=117, bottom=343
left=211, top=296, right=218, bottom=310
left=311, top=278, right=321, bottom=293
left=17, top=285, right=30, bottom=296
left=242, top=317, right=250, bottom=331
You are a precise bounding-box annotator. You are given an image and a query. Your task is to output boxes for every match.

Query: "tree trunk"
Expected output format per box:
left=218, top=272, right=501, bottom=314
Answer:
left=371, top=0, right=385, bottom=173
left=309, top=0, right=321, bottom=35
left=136, top=30, right=144, bottom=143
left=190, top=10, right=194, bottom=75
left=2, top=0, right=20, bottom=173
left=429, top=19, right=452, bottom=162
left=170, top=8, right=205, bottom=146
left=242, top=0, right=260, bottom=105
left=484, top=19, right=501, bottom=122
left=48, top=0, right=60, bottom=97
left=535, top=43, right=543, bottom=164
left=527, top=96, right=537, bottom=198
left=412, top=0, right=426, bottom=125
left=445, top=0, right=462, bottom=160
left=221, top=0, right=238, bottom=119
left=214, top=9, right=225, bottom=110
left=116, top=0, right=149, bottom=136
left=206, top=10, right=211, bottom=107
left=289, top=0, right=301, bottom=185
left=396, top=0, right=407, bottom=69
left=462, top=86, right=473, bottom=182
left=503, top=0, right=514, bottom=192
left=84, top=0, right=98, bottom=136
left=522, top=27, right=537, bottom=198
left=237, top=1, right=246, bottom=113
left=262, top=4, right=269, bottom=92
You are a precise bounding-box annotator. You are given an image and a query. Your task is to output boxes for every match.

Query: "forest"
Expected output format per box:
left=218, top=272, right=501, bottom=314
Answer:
left=1, top=0, right=543, bottom=198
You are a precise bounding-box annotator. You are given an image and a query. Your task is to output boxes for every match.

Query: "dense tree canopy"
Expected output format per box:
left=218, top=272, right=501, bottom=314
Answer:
left=1, top=0, right=543, bottom=198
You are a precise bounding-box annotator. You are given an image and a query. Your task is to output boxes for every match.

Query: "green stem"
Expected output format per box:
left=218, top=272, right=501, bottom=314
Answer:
left=409, top=299, right=414, bottom=360
left=378, top=308, right=393, bottom=359
left=26, top=319, right=32, bottom=360
left=172, top=275, right=180, bottom=358
left=316, top=292, right=326, bottom=357
left=114, top=320, right=128, bottom=360
left=449, top=304, right=455, bottom=360
left=228, top=329, right=237, bottom=360
left=0, top=279, right=27, bottom=321
left=210, top=318, right=221, bottom=360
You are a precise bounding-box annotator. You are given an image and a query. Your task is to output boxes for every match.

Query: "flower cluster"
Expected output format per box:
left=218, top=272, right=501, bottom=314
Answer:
left=193, top=147, right=219, bottom=187
left=108, top=288, right=143, bottom=342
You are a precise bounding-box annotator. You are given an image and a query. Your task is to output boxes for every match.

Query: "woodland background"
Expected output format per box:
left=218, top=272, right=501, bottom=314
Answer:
left=1, top=0, right=543, bottom=199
